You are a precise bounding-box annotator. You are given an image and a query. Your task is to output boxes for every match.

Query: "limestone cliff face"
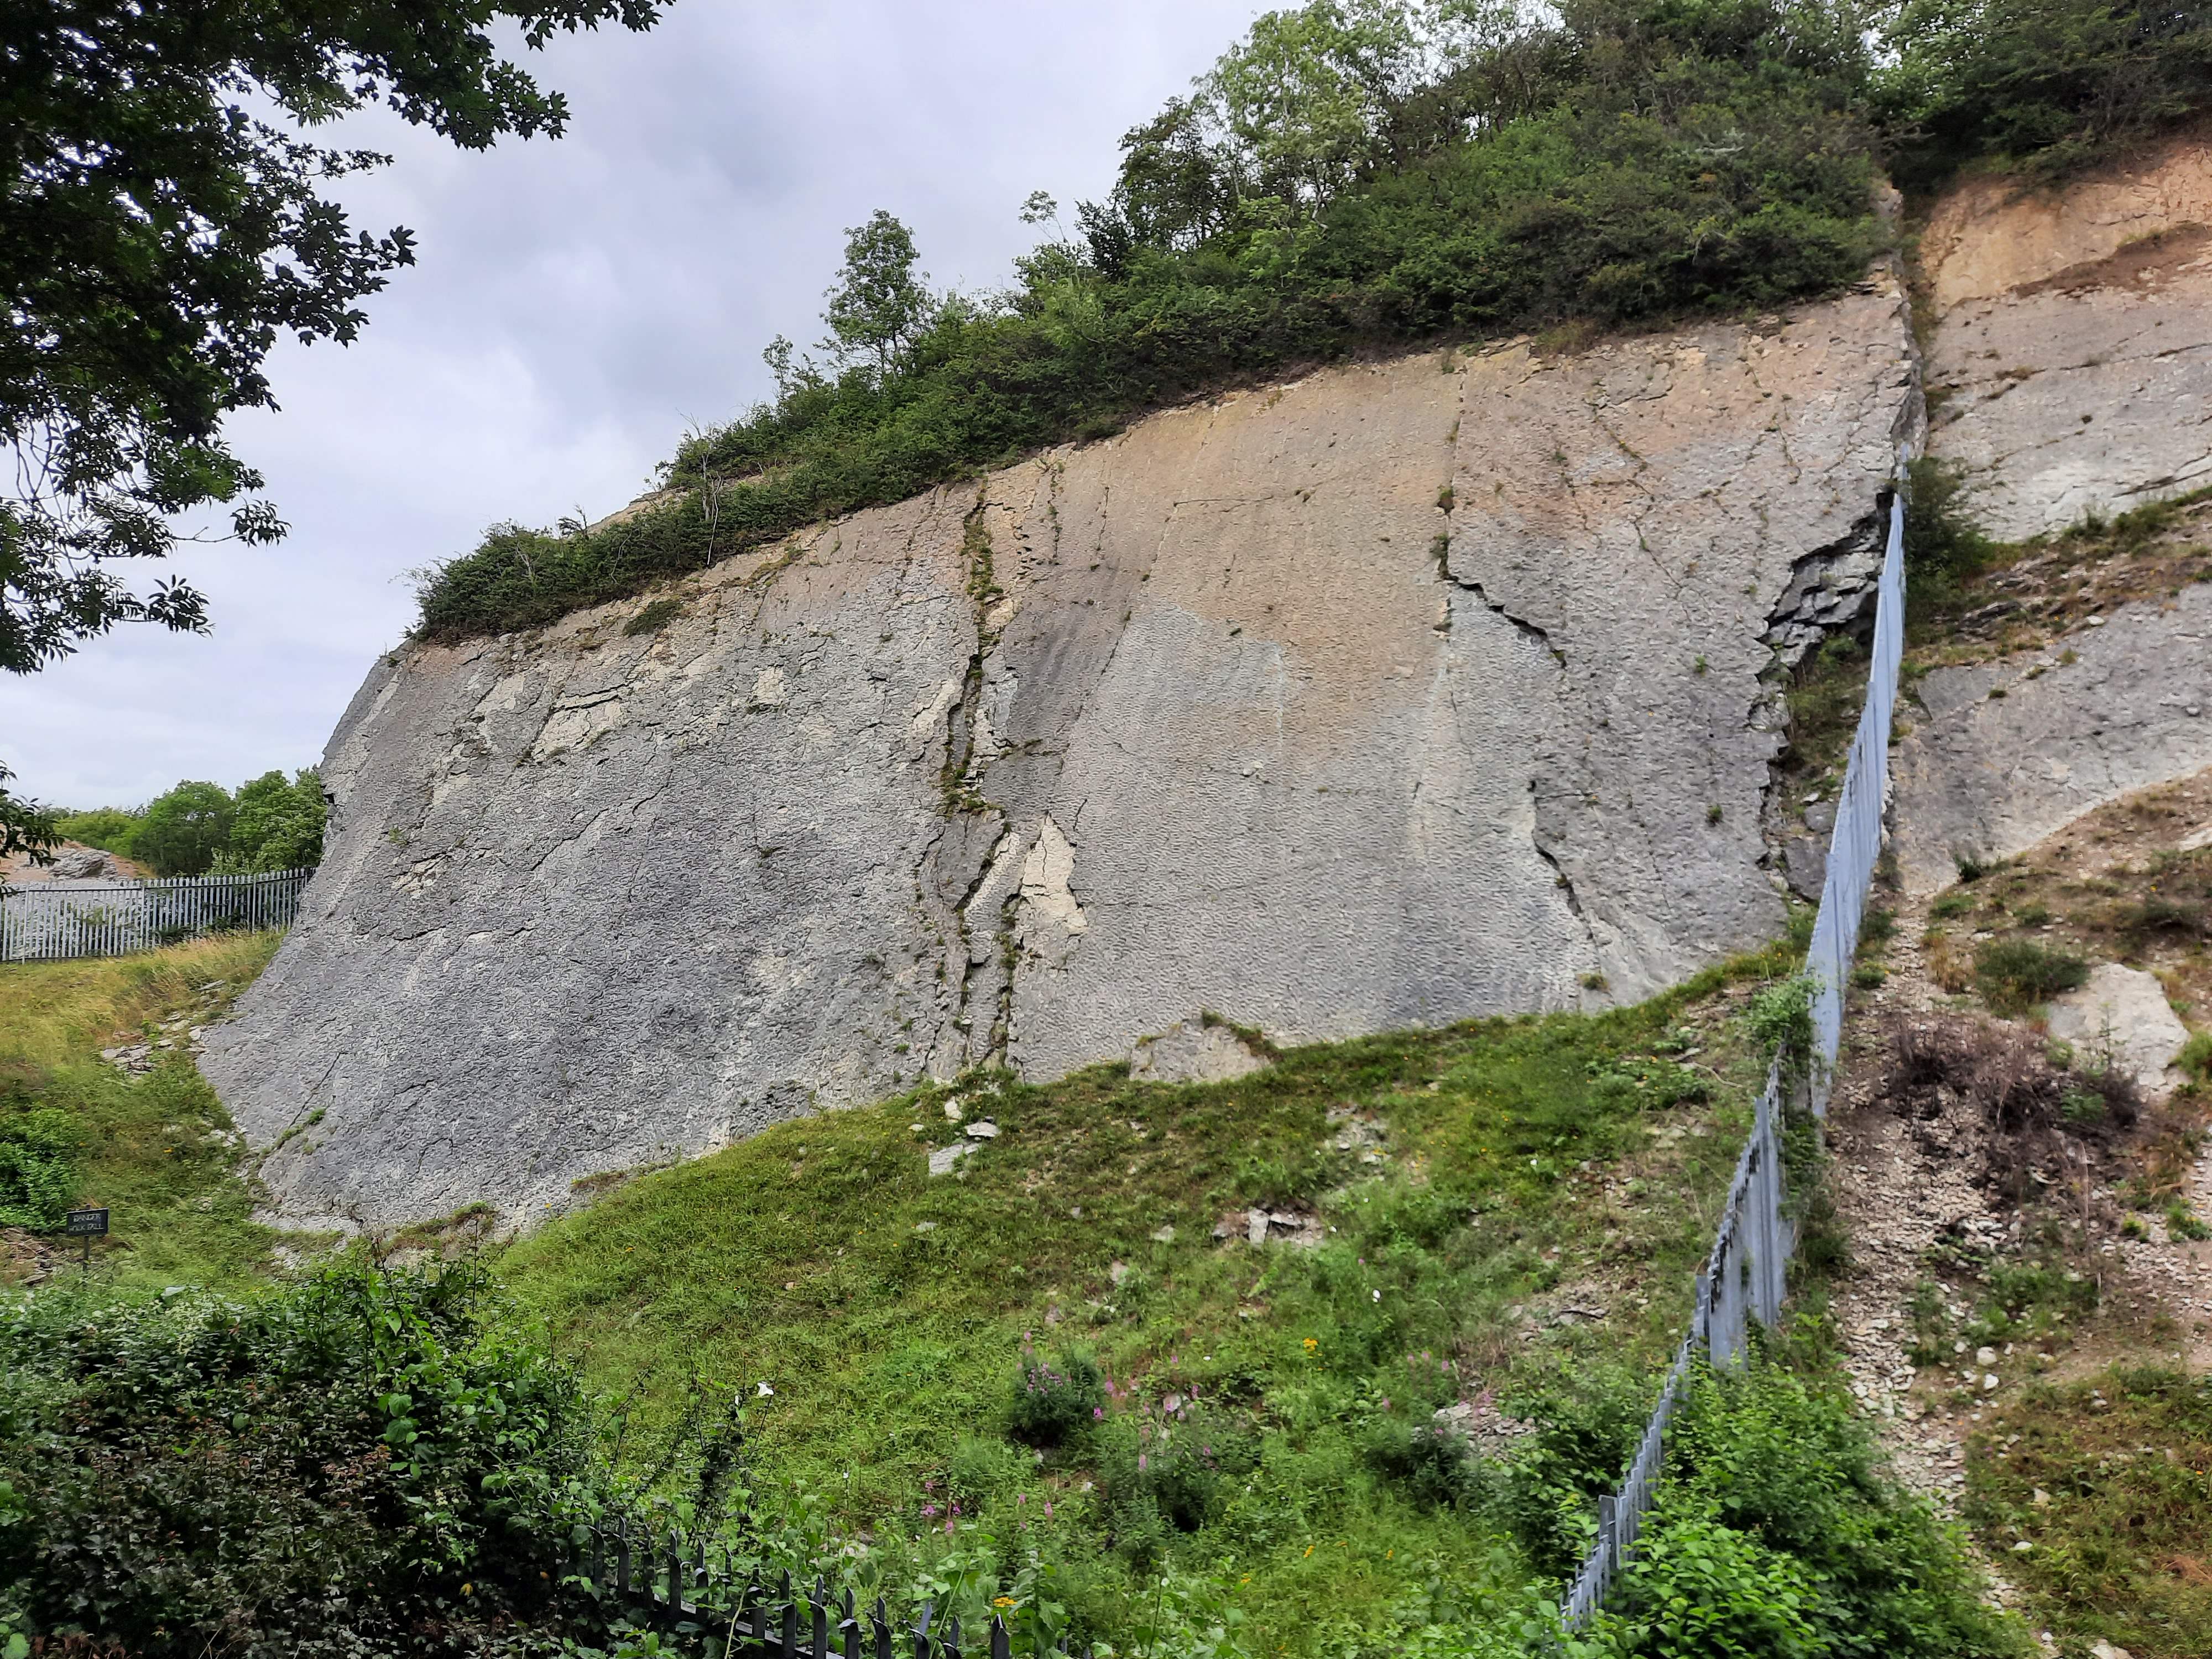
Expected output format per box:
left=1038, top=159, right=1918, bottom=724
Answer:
left=205, top=282, right=1917, bottom=1230
left=1892, top=134, right=2212, bottom=891
left=1923, top=129, right=2212, bottom=540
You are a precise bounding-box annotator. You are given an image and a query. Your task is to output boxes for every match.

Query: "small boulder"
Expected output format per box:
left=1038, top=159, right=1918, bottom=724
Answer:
left=1128, top=1020, right=1271, bottom=1083
left=2046, top=963, right=2190, bottom=1094
left=50, top=848, right=117, bottom=880
left=926, top=1141, right=977, bottom=1177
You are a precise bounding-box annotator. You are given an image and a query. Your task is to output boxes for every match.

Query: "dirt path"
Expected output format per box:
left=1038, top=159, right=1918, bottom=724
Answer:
left=1825, top=888, right=2009, bottom=1498
left=1822, top=798, right=2212, bottom=1644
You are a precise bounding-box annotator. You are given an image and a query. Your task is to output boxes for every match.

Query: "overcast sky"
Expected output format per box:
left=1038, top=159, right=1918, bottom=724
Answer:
left=1, top=0, right=1268, bottom=810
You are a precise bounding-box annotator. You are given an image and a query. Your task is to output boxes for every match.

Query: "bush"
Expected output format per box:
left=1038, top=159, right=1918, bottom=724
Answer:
left=1503, top=1370, right=1651, bottom=1576
left=218, top=769, right=325, bottom=873
left=1874, top=0, right=2212, bottom=190
left=0, top=1262, right=603, bottom=1658
left=1097, top=1400, right=1257, bottom=1542
left=1610, top=1514, right=1820, bottom=1659
left=50, top=807, right=143, bottom=859
left=1364, top=1416, right=1493, bottom=1512
left=1614, top=1363, right=2018, bottom=1658
left=1009, top=1347, right=1107, bottom=1446
left=1973, top=939, right=2089, bottom=1014
left=0, top=1104, right=76, bottom=1229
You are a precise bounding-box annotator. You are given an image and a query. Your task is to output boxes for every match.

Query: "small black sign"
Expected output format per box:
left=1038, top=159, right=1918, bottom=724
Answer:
left=64, top=1207, right=108, bottom=1238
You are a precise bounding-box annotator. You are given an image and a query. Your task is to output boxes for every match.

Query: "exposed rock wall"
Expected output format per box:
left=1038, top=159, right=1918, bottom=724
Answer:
left=1890, top=585, right=2212, bottom=893
left=1892, top=134, right=2212, bottom=891
left=206, top=282, right=1917, bottom=1230
left=1923, top=129, right=2212, bottom=539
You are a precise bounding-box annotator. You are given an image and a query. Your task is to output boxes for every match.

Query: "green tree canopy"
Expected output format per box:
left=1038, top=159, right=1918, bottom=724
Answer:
left=0, top=0, right=671, bottom=681
left=221, top=769, right=326, bottom=872
left=133, top=780, right=236, bottom=877
left=0, top=0, right=671, bottom=867
left=820, top=210, right=932, bottom=379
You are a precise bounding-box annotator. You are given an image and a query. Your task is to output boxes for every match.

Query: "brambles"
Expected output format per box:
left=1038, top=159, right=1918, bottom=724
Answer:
left=0, top=1263, right=602, bottom=1657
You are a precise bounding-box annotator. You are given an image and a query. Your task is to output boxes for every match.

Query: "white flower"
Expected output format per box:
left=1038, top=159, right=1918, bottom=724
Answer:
left=757, top=1381, right=775, bottom=1397
left=1371, top=1290, right=1381, bottom=1302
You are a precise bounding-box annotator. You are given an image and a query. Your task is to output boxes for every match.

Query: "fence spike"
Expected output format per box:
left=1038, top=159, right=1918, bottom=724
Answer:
left=942, top=1614, right=961, bottom=1659
left=990, top=1615, right=1010, bottom=1659
left=839, top=1586, right=862, bottom=1659
left=781, top=1572, right=799, bottom=1659
left=812, top=1575, right=830, bottom=1659
left=873, top=1594, right=894, bottom=1659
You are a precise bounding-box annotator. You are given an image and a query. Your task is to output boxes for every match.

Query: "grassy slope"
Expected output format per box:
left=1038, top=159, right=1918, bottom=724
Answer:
left=497, top=948, right=1793, bottom=1650
left=0, top=933, right=283, bottom=1290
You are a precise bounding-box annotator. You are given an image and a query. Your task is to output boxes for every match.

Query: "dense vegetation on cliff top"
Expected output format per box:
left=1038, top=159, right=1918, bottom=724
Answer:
left=413, top=0, right=2212, bottom=641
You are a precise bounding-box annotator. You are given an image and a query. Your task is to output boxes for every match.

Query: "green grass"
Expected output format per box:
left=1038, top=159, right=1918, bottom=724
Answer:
left=495, top=952, right=1804, bottom=1651
left=1968, top=1367, right=2212, bottom=1659
left=0, top=933, right=285, bottom=1290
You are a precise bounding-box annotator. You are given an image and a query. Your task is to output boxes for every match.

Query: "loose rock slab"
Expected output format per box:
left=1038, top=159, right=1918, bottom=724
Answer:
left=2046, top=963, right=2190, bottom=1094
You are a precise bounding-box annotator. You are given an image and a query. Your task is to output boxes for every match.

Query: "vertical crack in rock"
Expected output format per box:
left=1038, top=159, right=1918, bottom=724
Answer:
left=1760, top=505, right=1890, bottom=670
left=1755, top=495, right=1895, bottom=899
left=1530, top=827, right=1586, bottom=919
left=934, top=487, right=1025, bottom=1072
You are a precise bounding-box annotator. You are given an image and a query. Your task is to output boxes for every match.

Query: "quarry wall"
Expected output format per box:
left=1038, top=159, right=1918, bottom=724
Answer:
left=206, top=279, right=1919, bottom=1229
left=1894, top=132, right=2212, bottom=891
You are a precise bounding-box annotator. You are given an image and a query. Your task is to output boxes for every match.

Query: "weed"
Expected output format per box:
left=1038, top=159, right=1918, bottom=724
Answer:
left=1969, top=1366, right=2212, bottom=1658
left=2168, top=1203, right=2211, bottom=1242
left=1010, top=1348, right=1107, bottom=1447
left=624, top=594, right=686, bottom=636
left=1974, top=940, right=2090, bottom=1014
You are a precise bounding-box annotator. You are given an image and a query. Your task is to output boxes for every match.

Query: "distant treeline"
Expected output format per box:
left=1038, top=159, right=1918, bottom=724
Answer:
left=58, top=770, right=325, bottom=878
left=413, top=0, right=2212, bottom=642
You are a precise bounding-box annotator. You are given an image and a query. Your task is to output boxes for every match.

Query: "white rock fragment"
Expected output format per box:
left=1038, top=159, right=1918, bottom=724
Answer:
left=926, top=1142, right=976, bottom=1177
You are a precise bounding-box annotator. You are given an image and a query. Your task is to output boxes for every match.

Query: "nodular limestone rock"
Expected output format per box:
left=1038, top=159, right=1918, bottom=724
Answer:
left=204, top=279, right=1919, bottom=1231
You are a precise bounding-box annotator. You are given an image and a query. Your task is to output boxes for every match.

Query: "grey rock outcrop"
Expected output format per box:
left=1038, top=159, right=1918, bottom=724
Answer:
left=1923, top=135, right=2212, bottom=540
left=1893, top=136, right=2212, bottom=894
left=1888, top=587, right=2212, bottom=893
left=2045, top=963, right=2190, bottom=1095
left=204, top=281, right=1917, bottom=1230
left=1128, top=1021, right=1271, bottom=1084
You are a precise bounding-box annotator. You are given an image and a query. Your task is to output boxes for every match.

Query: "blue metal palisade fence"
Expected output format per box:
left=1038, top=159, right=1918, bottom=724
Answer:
left=0, top=868, right=313, bottom=962
left=1561, top=475, right=1909, bottom=1629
